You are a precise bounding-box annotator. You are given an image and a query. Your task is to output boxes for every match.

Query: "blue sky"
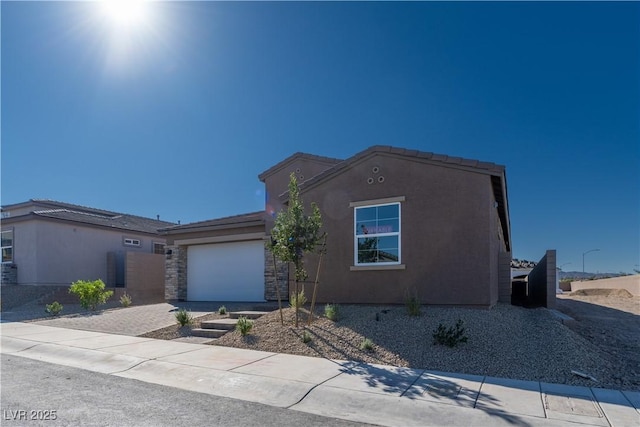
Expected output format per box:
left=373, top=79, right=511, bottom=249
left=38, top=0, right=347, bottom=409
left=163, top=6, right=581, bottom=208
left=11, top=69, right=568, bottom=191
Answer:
left=2, top=1, right=638, bottom=274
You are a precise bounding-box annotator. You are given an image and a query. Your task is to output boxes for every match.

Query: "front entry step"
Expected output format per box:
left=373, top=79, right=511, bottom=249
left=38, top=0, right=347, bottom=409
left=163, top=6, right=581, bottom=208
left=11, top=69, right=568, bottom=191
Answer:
left=190, top=311, right=269, bottom=339
left=201, top=318, right=238, bottom=330
left=228, top=311, right=270, bottom=319
left=190, top=328, right=229, bottom=339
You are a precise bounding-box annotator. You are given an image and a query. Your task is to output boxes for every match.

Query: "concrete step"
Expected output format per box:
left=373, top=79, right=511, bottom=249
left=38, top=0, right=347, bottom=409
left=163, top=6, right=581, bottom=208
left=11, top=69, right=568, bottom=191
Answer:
left=190, top=328, right=229, bottom=339
left=228, top=311, right=270, bottom=320
left=201, top=318, right=238, bottom=330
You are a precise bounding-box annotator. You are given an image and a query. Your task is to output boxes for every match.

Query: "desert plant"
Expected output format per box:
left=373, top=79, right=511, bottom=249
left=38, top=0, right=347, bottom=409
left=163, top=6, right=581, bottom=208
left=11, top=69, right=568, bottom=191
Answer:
left=175, top=308, right=194, bottom=326
left=45, top=301, right=63, bottom=316
left=267, top=172, right=326, bottom=327
left=236, top=316, right=253, bottom=336
left=289, top=289, right=307, bottom=309
left=324, top=303, right=339, bottom=321
left=405, top=294, right=421, bottom=317
left=301, top=330, right=312, bottom=344
left=69, top=279, right=113, bottom=311
left=360, top=338, right=374, bottom=352
left=120, top=293, right=132, bottom=307
left=433, top=319, right=468, bottom=348
left=218, top=305, right=227, bottom=315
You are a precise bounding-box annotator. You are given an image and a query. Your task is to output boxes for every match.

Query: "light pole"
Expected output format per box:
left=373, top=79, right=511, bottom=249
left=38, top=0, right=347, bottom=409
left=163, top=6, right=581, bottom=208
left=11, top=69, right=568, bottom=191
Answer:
left=582, top=249, right=600, bottom=274
left=558, top=262, right=571, bottom=271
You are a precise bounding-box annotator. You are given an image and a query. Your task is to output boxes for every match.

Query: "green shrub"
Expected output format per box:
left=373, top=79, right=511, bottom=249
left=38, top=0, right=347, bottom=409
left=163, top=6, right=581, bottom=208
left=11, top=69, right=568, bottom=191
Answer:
left=405, top=295, right=421, bottom=317
left=236, top=316, right=253, bottom=336
left=69, top=279, right=114, bottom=311
left=218, top=305, right=227, bottom=315
left=120, top=293, right=132, bottom=307
left=324, top=303, right=339, bottom=321
left=289, top=289, right=307, bottom=309
left=301, top=330, right=312, bottom=344
left=175, top=308, right=194, bottom=326
left=432, top=319, right=468, bottom=347
left=45, top=301, right=63, bottom=316
left=360, top=338, right=374, bottom=352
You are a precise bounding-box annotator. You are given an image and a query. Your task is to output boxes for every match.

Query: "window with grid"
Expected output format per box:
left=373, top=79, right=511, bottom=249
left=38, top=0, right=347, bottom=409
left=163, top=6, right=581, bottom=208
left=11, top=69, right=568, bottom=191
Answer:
left=1, top=230, right=13, bottom=263
left=354, top=203, right=400, bottom=265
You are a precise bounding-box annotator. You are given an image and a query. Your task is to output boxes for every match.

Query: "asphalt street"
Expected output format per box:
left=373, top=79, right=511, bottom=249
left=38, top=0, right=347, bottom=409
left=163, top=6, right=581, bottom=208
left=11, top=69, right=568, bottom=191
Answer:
left=1, top=354, right=372, bottom=427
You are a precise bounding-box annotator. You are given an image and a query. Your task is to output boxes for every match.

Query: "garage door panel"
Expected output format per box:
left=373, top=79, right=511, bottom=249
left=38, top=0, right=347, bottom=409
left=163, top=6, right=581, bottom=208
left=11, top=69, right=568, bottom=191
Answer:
left=187, top=241, right=264, bottom=302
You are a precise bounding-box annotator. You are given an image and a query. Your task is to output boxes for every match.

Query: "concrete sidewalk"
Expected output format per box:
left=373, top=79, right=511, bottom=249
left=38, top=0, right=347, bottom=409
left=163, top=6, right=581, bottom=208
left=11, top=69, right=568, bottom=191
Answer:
left=1, top=322, right=638, bottom=427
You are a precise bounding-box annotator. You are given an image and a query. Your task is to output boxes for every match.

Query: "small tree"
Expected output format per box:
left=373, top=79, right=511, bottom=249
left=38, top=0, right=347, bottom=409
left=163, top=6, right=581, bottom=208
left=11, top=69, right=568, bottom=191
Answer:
left=268, top=173, right=325, bottom=327
left=69, top=279, right=113, bottom=311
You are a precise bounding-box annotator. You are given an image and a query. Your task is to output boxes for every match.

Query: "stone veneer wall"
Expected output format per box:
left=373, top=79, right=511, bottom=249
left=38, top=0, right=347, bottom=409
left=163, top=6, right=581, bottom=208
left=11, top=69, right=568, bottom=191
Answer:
left=164, top=245, right=187, bottom=300
left=1, top=263, right=17, bottom=285
left=264, top=246, right=289, bottom=301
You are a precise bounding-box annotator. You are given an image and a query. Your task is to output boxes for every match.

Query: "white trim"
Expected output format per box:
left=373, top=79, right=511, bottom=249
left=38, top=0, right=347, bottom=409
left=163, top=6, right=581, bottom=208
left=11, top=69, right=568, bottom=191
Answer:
left=124, top=238, right=141, bottom=247
left=175, top=232, right=265, bottom=246
left=349, top=196, right=405, bottom=208
left=353, top=202, right=401, bottom=266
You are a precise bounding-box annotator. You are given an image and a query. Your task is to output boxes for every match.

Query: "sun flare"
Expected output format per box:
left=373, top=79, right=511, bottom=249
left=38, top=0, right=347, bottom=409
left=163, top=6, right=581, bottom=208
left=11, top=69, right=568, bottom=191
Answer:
left=100, top=0, right=149, bottom=27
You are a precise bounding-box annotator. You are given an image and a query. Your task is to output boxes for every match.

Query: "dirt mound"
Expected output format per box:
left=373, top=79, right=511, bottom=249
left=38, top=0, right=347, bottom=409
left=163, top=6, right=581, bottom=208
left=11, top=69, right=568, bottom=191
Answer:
left=570, top=288, right=634, bottom=298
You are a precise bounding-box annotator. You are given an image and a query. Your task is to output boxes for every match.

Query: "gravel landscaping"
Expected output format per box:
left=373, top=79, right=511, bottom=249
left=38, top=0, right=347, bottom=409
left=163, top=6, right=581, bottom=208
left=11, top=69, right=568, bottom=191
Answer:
left=144, top=297, right=639, bottom=391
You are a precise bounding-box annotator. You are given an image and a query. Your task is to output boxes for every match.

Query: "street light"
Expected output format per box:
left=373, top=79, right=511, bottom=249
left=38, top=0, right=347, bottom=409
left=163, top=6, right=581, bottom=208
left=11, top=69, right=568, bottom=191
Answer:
left=558, top=262, right=571, bottom=271
left=582, top=249, right=600, bottom=273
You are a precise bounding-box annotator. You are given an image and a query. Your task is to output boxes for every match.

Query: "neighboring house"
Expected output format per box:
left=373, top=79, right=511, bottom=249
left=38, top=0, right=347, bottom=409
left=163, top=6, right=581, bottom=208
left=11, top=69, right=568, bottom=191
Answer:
left=163, top=145, right=512, bottom=308
left=1, top=199, right=174, bottom=289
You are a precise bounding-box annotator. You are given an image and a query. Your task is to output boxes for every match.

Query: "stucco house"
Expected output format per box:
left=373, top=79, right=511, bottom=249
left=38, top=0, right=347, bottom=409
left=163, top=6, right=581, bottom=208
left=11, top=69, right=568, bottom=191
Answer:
left=1, top=199, right=174, bottom=292
left=163, top=145, right=512, bottom=308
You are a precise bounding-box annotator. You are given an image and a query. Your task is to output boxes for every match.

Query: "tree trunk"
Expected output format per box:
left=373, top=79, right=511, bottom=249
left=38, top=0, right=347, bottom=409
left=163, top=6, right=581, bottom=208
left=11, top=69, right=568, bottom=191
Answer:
left=272, top=252, right=284, bottom=326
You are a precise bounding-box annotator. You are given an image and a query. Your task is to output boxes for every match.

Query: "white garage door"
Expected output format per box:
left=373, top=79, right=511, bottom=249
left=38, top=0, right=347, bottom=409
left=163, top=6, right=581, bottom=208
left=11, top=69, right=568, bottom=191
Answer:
left=187, top=240, right=265, bottom=302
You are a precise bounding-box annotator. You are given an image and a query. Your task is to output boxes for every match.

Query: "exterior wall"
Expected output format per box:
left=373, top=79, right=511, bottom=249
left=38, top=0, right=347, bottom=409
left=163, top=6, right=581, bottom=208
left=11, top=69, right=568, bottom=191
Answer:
left=295, top=154, right=498, bottom=306
left=164, top=245, right=187, bottom=300
left=570, top=275, right=640, bottom=296
left=6, top=218, right=162, bottom=286
left=528, top=250, right=557, bottom=308
left=125, top=252, right=165, bottom=303
left=498, top=252, right=512, bottom=303
left=263, top=158, right=336, bottom=221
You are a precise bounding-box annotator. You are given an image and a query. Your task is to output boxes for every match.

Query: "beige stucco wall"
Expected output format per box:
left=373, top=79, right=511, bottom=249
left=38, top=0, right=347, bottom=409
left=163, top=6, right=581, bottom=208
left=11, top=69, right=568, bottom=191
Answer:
left=570, top=275, right=640, bottom=296
left=7, top=218, right=163, bottom=286
left=292, top=154, right=501, bottom=306
left=125, top=252, right=165, bottom=303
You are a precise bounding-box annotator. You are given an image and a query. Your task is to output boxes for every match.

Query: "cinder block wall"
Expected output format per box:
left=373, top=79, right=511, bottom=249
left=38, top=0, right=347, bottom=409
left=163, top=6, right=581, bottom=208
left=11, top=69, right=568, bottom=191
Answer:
left=528, top=250, right=557, bottom=308
left=125, top=252, right=165, bottom=303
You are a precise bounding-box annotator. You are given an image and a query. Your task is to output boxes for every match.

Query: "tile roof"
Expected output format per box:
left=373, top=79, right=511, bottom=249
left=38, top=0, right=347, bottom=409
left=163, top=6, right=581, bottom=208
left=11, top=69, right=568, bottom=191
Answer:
left=258, top=152, right=342, bottom=182
left=160, top=211, right=266, bottom=233
left=295, top=145, right=505, bottom=195
left=3, top=199, right=175, bottom=234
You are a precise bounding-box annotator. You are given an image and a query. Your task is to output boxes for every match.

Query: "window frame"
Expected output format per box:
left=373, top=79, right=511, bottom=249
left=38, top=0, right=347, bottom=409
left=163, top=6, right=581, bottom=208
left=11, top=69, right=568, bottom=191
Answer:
left=152, top=242, right=166, bottom=254
left=123, top=237, right=142, bottom=247
left=1, top=229, right=14, bottom=263
left=353, top=201, right=401, bottom=266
